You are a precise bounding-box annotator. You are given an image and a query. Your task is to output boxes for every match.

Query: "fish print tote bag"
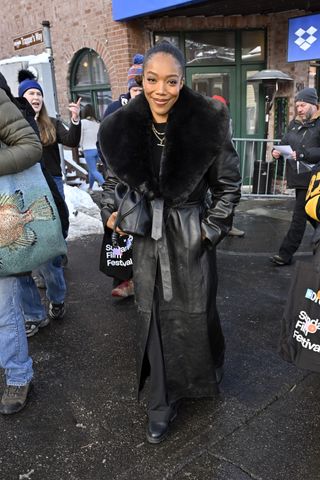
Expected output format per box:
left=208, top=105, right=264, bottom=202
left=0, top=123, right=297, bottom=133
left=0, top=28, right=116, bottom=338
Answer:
left=0, top=162, right=67, bottom=276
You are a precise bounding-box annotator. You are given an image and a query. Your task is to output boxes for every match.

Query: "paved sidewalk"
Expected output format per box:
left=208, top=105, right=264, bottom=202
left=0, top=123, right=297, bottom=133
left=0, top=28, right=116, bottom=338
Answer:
left=1, top=197, right=319, bottom=480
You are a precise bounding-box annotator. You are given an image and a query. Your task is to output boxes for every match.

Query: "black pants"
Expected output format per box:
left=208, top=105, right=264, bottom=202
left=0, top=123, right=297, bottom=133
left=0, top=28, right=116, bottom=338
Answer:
left=279, top=188, right=312, bottom=262
left=145, top=285, right=173, bottom=423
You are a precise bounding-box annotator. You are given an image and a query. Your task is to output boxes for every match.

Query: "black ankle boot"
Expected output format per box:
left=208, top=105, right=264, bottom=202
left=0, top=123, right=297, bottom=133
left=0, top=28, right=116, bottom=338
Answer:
left=146, top=420, right=169, bottom=444
left=146, top=405, right=178, bottom=444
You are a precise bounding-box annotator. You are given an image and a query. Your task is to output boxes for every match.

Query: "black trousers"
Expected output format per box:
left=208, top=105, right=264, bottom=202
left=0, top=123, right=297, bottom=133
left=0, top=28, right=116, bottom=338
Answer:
left=145, top=285, right=173, bottom=423
left=279, top=188, right=313, bottom=262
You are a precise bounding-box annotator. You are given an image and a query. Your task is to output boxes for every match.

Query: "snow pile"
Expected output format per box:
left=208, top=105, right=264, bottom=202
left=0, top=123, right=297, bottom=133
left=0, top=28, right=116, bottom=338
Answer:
left=64, top=184, right=104, bottom=240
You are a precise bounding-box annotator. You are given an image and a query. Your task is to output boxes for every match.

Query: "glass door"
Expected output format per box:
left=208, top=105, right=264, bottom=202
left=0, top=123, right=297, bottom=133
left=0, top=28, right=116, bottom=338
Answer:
left=186, top=66, right=238, bottom=135
left=241, top=65, right=265, bottom=139
left=186, top=64, right=266, bottom=190
left=240, top=65, right=267, bottom=190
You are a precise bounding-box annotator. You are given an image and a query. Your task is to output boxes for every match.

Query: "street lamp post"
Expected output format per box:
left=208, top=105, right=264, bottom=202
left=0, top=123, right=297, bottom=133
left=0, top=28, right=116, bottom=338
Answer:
left=41, top=20, right=66, bottom=179
left=247, top=70, right=293, bottom=194
left=247, top=69, right=293, bottom=159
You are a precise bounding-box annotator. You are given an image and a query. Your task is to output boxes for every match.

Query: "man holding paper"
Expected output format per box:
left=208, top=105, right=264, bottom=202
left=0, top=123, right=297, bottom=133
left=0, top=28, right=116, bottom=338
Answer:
left=270, top=87, right=320, bottom=266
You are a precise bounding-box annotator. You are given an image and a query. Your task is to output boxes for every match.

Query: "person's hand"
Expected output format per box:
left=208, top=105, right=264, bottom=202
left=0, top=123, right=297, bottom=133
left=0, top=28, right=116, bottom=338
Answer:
left=69, top=97, right=81, bottom=122
left=106, top=212, right=126, bottom=235
left=291, top=151, right=297, bottom=160
left=272, top=149, right=281, bottom=159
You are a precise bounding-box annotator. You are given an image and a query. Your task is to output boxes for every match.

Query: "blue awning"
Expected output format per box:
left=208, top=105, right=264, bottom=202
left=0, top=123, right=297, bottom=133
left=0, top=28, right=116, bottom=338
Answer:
left=112, top=0, right=206, bottom=21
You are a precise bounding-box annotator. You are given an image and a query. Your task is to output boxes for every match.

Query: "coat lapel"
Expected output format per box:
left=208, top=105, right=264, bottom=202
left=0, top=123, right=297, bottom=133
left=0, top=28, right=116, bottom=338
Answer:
left=99, top=86, right=229, bottom=206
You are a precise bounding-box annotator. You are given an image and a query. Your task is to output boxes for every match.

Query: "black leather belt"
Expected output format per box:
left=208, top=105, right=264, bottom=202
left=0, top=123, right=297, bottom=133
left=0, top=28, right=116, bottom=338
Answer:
left=150, top=198, right=202, bottom=302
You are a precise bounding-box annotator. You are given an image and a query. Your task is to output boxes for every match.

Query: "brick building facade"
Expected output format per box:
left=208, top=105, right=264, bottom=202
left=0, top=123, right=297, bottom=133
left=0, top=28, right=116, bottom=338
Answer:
left=1, top=0, right=146, bottom=118
left=0, top=1, right=318, bottom=137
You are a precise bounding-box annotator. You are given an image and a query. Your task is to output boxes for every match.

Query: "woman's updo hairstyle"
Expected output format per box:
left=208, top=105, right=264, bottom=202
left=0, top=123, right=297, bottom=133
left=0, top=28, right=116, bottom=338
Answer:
left=143, top=40, right=185, bottom=75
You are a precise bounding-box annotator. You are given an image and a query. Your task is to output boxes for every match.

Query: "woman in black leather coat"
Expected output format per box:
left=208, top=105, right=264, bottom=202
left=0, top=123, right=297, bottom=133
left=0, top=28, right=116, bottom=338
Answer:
left=99, top=41, right=241, bottom=444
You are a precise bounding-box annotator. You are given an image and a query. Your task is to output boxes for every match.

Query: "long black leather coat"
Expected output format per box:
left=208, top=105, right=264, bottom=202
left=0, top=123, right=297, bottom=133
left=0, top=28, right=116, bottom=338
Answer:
left=99, top=86, right=241, bottom=401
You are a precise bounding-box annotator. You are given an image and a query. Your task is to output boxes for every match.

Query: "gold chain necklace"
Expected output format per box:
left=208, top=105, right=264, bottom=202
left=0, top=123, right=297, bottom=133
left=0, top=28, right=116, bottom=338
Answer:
left=152, top=123, right=166, bottom=147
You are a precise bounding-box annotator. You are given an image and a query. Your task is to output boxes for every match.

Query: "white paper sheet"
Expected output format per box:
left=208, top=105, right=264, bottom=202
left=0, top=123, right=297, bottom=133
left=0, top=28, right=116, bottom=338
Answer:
left=273, top=145, right=294, bottom=158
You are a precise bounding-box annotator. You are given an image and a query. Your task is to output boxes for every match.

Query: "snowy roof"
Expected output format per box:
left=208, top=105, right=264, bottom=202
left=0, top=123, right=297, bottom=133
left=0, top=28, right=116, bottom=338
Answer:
left=0, top=52, right=50, bottom=65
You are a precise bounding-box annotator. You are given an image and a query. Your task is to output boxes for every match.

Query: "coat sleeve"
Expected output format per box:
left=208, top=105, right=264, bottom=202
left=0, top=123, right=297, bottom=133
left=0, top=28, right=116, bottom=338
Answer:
left=201, top=130, right=242, bottom=247
left=302, top=146, right=320, bottom=164
left=55, top=118, right=81, bottom=147
left=79, top=120, right=85, bottom=150
left=296, top=120, right=320, bottom=163
left=96, top=119, right=121, bottom=225
left=0, top=89, right=42, bottom=176
left=281, top=120, right=320, bottom=164
left=97, top=175, right=119, bottom=227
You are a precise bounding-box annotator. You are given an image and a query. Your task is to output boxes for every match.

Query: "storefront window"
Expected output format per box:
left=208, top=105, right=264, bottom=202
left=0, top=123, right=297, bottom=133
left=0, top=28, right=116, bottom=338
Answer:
left=91, top=54, right=108, bottom=84
left=185, top=31, right=235, bottom=65
left=75, top=52, right=90, bottom=86
left=70, top=49, right=111, bottom=119
left=154, top=34, right=180, bottom=49
left=190, top=72, right=230, bottom=99
left=154, top=30, right=266, bottom=138
left=96, top=91, right=112, bottom=119
left=241, top=31, right=265, bottom=62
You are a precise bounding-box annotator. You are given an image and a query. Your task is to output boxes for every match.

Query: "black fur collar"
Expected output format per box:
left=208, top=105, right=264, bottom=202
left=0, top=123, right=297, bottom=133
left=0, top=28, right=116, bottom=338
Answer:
left=99, top=86, right=229, bottom=205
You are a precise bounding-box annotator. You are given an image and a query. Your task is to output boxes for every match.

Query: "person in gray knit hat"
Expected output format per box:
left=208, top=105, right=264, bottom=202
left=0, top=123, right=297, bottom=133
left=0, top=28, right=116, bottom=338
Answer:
left=270, top=86, right=319, bottom=266
left=295, top=87, right=318, bottom=106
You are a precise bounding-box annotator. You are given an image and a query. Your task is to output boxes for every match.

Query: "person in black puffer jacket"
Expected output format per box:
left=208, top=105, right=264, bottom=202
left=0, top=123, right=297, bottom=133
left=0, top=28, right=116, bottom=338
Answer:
left=270, top=87, right=320, bottom=266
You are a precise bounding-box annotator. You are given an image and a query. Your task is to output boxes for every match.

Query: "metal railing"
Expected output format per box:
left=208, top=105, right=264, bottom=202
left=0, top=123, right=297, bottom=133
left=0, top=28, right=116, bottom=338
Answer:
left=233, top=138, right=293, bottom=197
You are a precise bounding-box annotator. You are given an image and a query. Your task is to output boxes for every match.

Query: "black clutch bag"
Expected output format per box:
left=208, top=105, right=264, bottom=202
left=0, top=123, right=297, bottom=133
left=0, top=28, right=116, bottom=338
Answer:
left=114, top=183, right=151, bottom=236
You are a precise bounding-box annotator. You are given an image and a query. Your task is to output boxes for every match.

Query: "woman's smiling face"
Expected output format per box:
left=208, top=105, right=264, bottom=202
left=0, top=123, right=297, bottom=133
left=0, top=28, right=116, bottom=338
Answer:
left=142, top=52, right=184, bottom=123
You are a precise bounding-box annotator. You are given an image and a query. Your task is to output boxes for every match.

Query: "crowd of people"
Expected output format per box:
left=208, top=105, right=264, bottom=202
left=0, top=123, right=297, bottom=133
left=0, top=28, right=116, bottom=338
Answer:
left=0, top=40, right=318, bottom=445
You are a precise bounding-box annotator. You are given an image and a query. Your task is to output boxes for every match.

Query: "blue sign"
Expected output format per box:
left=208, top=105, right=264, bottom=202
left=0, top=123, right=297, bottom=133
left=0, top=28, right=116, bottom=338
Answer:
left=112, top=0, right=205, bottom=21
left=288, top=13, right=320, bottom=62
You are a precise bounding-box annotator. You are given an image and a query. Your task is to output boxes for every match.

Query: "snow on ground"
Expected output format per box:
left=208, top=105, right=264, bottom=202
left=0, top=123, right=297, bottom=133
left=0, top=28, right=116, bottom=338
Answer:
left=64, top=183, right=104, bottom=241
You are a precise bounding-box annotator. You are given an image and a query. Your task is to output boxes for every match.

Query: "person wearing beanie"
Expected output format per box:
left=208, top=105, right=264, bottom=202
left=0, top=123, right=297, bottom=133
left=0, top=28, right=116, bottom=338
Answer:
left=102, top=53, right=144, bottom=118
left=127, top=53, right=144, bottom=97
left=17, top=69, right=81, bottom=193
left=17, top=68, right=81, bottom=334
left=295, top=87, right=318, bottom=106
left=0, top=73, right=43, bottom=414
left=212, top=94, right=227, bottom=105
left=18, top=78, right=43, bottom=98
left=270, top=86, right=320, bottom=266
left=98, top=53, right=144, bottom=299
